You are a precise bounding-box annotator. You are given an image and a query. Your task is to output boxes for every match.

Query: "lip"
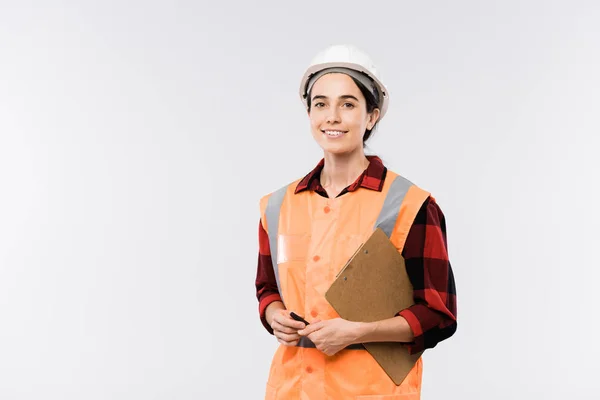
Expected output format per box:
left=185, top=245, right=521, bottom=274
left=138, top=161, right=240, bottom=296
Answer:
left=321, top=129, right=348, bottom=140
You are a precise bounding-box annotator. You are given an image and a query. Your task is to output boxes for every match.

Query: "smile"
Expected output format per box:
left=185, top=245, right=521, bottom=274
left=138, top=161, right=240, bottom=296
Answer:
left=322, top=130, right=348, bottom=138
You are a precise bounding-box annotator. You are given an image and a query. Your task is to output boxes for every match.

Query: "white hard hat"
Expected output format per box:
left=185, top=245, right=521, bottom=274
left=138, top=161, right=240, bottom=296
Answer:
left=299, top=44, right=389, bottom=120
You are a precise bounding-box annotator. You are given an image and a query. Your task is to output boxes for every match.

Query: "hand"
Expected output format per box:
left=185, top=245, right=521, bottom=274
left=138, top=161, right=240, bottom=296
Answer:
left=298, top=318, right=362, bottom=356
left=269, top=309, right=306, bottom=347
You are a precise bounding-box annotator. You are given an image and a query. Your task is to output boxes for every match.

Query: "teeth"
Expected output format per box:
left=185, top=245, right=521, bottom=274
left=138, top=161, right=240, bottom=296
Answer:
left=324, top=130, right=346, bottom=137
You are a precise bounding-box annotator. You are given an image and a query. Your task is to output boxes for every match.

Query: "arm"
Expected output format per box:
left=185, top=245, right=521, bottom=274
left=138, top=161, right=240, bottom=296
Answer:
left=396, top=197, right=458, bottom=354
left=255, top=218, right=307, bottom=344
left=299, top=197, right=457, bottom=356
left=352, top=314, right=415, bottom=344
left=255, top=218, right=283, bottom=334
left=297, top=314, right=415, bottom=357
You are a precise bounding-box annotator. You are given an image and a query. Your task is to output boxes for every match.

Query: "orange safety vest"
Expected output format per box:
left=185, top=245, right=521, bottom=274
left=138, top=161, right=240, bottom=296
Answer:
left=259, top=169, right=431, bottom=400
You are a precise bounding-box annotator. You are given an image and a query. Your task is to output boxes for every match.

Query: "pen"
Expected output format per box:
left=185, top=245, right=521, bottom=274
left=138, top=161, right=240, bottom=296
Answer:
left=290, top=312, right=310, bottom=325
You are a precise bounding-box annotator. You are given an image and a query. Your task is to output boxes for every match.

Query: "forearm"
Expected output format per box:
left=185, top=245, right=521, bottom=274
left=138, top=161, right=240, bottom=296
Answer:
left=256, top=218, right=285, bottom=333
left=265, top=301, right=285, bottom=327
left=352, top=315, right=415, bottom=344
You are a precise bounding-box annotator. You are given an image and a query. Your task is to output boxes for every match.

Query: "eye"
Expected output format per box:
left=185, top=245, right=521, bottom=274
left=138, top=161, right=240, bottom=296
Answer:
left=342, top=102, right=355, bottom=108
left=314, top=102, right=325, bottom=108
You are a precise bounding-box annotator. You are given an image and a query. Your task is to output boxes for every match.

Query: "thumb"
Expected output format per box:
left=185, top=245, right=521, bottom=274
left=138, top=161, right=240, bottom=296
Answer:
left=298, top=320, right=323, bottom=336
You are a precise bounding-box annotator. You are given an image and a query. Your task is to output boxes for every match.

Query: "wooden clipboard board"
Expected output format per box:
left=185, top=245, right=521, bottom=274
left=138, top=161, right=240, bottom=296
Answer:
left=324, top=227, right=423, bottom=386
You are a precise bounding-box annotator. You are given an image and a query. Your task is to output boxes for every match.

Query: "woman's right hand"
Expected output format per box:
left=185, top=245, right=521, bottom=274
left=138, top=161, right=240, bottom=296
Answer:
left=269, top=308, right=306, bottom=347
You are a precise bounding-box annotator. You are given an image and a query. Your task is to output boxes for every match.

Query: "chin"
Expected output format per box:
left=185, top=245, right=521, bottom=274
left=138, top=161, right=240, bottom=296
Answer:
left=312, top=131, right=362, bottom=155
left=319, top=142, right=360, bottom=155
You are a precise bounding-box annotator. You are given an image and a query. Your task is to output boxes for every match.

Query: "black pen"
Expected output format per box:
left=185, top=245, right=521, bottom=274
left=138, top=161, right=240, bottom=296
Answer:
left=290, top=312, right=310, bottom=325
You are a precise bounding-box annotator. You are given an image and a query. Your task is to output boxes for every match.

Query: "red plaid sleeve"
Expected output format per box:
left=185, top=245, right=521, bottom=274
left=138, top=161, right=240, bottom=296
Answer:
left=255, top=218, right=282, bottom=335
left=398, top=197, right=457, bottom=354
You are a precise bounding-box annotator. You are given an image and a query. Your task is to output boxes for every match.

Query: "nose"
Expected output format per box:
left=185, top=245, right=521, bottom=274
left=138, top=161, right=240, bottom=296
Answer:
left=326, top=107, right=341, bottom=124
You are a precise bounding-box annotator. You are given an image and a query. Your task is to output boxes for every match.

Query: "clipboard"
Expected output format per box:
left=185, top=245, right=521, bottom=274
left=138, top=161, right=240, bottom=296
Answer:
left=324, top=227, right=423, bottom=386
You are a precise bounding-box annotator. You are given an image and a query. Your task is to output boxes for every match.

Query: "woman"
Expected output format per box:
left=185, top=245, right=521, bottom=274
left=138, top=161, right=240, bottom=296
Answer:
left=255, top=44, right=457, bottom=399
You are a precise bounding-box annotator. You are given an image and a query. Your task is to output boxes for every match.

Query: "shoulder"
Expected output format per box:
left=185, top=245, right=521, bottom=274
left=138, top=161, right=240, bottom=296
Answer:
left=259, top=177, right=304, bottom=216
left=413, top=195, right=447, bottom=229
left=384, top=168, right=445, bottom=219
left=259, top=177, right=303, bottom=202
left=384, top=168, right=426, bottom=190
left=385, top=168, right=434, bottom=203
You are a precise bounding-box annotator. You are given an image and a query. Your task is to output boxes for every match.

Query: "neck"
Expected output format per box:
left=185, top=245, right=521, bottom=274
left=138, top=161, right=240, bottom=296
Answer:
left=320, top=148, right=370, bottom=193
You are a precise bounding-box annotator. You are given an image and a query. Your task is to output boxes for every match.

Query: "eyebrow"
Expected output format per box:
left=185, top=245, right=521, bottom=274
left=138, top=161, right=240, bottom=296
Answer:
left=311, top=94, right=360, bottom=102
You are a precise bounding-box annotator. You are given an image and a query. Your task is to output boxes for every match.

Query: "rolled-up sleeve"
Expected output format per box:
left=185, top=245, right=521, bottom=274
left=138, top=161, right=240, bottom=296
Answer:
left=255, top=218, right=282, bottom=335
left=398, top=197, right=458, bottom=354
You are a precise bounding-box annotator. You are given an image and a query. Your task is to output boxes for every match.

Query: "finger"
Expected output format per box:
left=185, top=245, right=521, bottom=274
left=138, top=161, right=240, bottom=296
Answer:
left=285, top=311, right=309, bottom=329
left=298, top=321, right=325, bottom=336
left=275, top=332, right=301, bottom=342
left=274, top=314, right=306, bottom=331
left=272, top=321, right=301, bottom=335
left=277, top=338, right=299, bottom=347
left=282, top=316, right=306, bottom=330
left=317, top=343, right=337, bottom=357
left=307, top=331, right=321, bottom=345
left=314, top=342, right=326, bottom=353
left=271, top=321, right=285, bottom=333
left=298, top=325, right=315, bottom=336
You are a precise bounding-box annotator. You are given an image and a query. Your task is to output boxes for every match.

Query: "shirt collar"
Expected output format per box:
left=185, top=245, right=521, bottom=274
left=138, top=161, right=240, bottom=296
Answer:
left=294, top=155, right=387, bottom=195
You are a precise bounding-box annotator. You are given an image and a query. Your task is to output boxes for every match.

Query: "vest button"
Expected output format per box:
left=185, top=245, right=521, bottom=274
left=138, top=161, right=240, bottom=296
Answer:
left=310, top=310, right=318, bottom=318
left=313, top=255, right=320, bottom=262
left=324, top=206, right=331, bottom=213
left=306, top=366, right=313, bottom=373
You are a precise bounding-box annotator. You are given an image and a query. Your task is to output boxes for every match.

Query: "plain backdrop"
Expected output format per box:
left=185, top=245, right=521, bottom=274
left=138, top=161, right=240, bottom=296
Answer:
left=1, top=1, right=599, bottom=399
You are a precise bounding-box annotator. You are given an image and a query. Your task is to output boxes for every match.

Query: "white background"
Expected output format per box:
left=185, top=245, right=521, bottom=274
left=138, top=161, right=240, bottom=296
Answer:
left=1, top=1, right=599, bottom=399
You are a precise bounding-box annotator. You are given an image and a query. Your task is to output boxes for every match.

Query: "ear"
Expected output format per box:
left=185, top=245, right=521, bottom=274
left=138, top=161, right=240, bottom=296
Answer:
left=367, top=108, right=381, bottom=130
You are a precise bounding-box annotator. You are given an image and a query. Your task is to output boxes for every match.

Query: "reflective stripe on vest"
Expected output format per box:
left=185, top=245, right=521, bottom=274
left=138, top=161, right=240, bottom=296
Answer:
left=265, top=184, right=288, bottom=306
left=375, top=174, right=415, bottom=237
left=266, top=175, right=414, bottom=349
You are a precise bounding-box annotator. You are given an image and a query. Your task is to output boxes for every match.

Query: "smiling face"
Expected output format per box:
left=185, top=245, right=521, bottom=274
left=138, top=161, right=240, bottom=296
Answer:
left=308, top=73, right=380, bottom=156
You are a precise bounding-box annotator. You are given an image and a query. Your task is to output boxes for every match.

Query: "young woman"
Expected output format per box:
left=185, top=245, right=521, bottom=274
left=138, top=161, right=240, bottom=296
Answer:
left=255, top=44, right=457, bottom=399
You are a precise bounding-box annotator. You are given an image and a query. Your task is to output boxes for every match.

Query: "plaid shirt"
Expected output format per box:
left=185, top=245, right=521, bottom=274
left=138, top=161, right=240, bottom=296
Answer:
left=255, top=156, right=457, bottom=354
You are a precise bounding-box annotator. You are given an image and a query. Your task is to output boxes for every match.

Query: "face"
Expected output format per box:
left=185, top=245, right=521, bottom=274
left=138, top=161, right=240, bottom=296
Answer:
left=308, top=73, right=380, bottom=155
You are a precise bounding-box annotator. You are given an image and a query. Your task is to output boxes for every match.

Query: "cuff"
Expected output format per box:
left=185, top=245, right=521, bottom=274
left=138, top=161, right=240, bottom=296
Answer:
left=398, top=309, right=424, bottom=354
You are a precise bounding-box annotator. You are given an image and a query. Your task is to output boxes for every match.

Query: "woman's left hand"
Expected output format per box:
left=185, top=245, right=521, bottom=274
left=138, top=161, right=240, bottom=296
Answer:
left=298, top=318, right=362, bottom=356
